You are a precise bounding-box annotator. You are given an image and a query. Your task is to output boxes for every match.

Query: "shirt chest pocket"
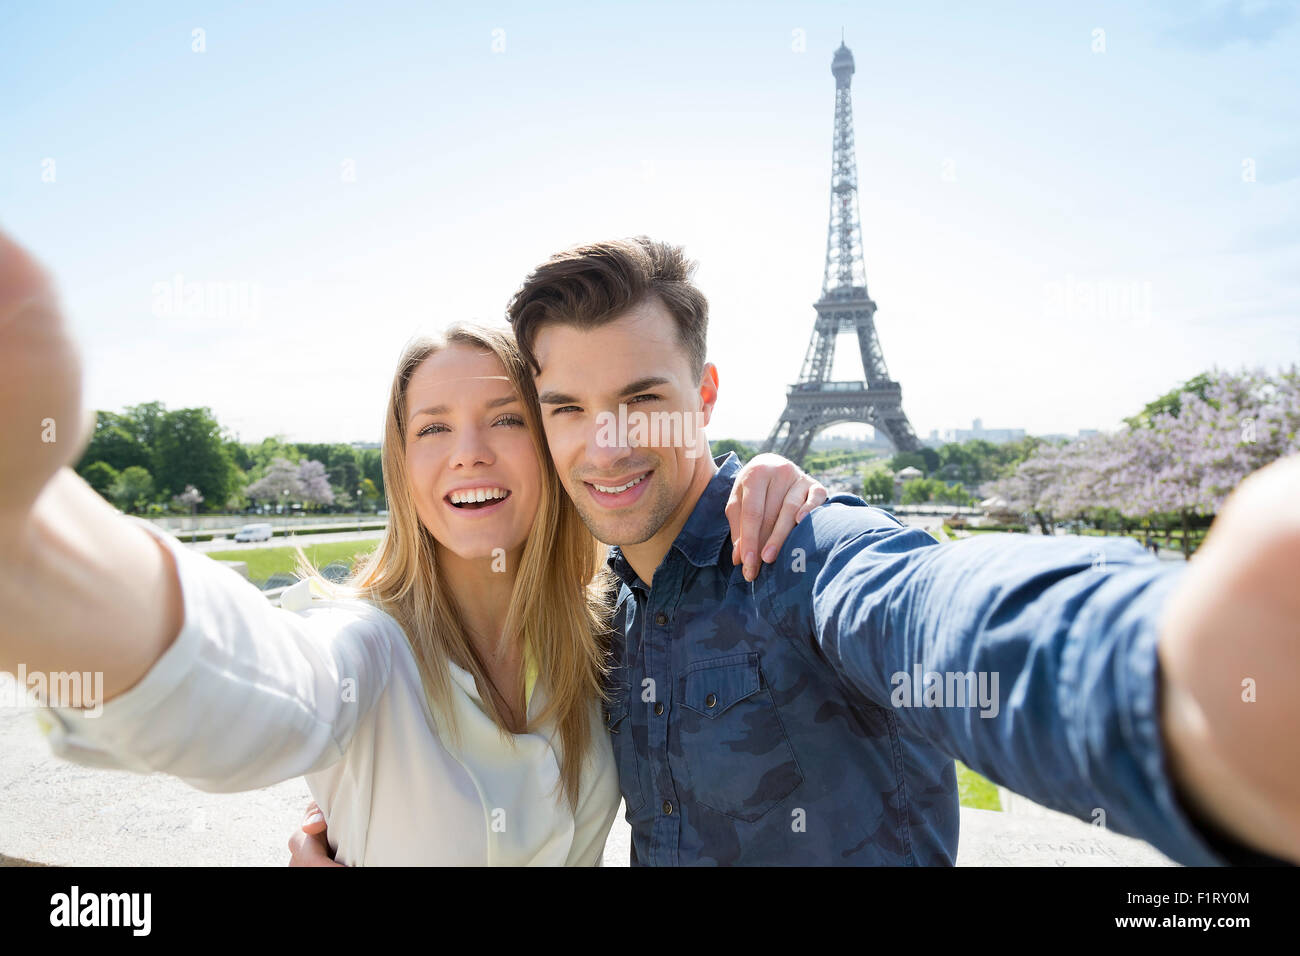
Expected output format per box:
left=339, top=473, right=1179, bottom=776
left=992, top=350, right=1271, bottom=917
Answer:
left=678, top=652, right=803, bottom=822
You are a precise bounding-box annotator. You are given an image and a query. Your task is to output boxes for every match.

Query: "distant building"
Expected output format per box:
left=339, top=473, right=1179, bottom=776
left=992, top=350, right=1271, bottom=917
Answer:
left=951, top=418, right=1026, bottom=444
left=921, top=419, right=1026, bottom=447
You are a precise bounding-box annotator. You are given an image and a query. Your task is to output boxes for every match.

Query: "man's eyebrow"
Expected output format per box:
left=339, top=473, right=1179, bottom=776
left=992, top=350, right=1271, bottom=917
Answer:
left=617, top=376, right=671, bottom=398
left=411, top=394, right=519, bottom=417
left=537, top=377, right=672, bottom=406
left=537, top=390, right=579, bottom=405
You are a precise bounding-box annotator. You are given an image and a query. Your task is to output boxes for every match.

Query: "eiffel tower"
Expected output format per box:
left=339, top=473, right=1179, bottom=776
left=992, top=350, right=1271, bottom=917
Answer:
left=761, top=41, right=921, bottom=464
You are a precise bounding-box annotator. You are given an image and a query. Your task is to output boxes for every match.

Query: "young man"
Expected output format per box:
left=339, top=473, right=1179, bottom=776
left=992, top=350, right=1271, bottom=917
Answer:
left=296, top=237, right=1300, bottom=866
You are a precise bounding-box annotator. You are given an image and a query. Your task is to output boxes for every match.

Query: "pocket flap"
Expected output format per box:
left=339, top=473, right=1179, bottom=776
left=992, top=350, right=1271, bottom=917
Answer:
left=683, top=653, right=760, bottom=718
left=603, top=689, right=630, bottom=733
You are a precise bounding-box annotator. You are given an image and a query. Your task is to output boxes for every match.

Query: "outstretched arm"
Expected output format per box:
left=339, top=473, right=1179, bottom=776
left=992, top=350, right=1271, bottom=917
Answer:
left=0, top=229, right=393, bottom=791
left=755, top=466, right=1300, bottom=865
left=0, top=230, right=182, bottom=701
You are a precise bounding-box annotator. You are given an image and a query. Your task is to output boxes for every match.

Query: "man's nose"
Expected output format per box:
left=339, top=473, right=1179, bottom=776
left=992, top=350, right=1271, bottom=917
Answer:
left=586, top=405, right=638, bottom=470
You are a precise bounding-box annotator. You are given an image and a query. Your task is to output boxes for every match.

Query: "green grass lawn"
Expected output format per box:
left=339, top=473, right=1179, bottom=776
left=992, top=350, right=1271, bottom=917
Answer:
left=207, top=540, right=380, bottom=585
left=956, top=761, right=1002, bottom=810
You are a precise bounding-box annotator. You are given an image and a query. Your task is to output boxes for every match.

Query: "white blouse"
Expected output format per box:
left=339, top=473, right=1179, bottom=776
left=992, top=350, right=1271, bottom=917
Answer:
left=34, top=518, right=621, bottom=866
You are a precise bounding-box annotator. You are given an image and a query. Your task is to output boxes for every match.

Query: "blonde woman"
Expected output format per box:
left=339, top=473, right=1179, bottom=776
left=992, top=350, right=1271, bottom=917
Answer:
left=0, top=231, right=825, bottom=865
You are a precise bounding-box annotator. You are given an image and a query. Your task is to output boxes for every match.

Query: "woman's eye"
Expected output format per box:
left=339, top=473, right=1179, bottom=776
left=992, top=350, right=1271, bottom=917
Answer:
left=494, top=414, right=525, bottom=427
left=417, top=423, right=448, bottom=437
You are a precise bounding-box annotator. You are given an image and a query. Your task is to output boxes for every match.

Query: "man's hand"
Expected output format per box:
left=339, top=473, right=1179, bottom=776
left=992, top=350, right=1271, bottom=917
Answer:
left=725, top=453, right=829, bottom=581
left=1157, top=452, right=1300, bottom=862
left=288, top=801, right=343, bottom=867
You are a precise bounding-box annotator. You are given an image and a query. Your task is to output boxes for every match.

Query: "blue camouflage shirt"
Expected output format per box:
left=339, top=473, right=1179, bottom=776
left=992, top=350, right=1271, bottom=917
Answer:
left=602, top=452, right=1284, bottom=866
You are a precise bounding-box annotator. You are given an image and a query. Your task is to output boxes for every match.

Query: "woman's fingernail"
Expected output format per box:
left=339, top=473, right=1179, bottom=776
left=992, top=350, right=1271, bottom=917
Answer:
left=306, top=811, right=324, bottom=825
left=762, top=545, right=776, bottom=562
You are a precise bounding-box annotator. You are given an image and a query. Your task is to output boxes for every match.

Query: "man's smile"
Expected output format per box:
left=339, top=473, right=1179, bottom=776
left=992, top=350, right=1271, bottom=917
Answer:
left=583, top=469, right=654, bottom=508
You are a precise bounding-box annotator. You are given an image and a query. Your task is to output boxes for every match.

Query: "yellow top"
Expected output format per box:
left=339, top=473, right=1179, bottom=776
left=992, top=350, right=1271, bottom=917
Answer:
left=522, top=639, right=538, bottom=711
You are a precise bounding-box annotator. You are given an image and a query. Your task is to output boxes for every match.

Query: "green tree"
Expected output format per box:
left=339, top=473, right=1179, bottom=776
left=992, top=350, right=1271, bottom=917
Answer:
left=110, top=466, right=154, bottom=513
left=1123, top=371, right=1215, bottom=429
left=359, top=448, right=384, bottom=501
left=297, top=443, right=363, bottom=503
left=152, top=407, right=239, bottom=509
left=900, top=477, right=936, bottom=504
left=996, top=436, right=1043, bottom=473
left=123, top=401, right=168, bottom=452
left=938, top=481, right=973, bottom=506
left=888, top=447, right=940, bottom=475
left=710, top=438, right=757, bottom=463
left=82, top=461, right=120, bottom=497
left=329, top=450, right=361, bottom=501
left=249, top=436, right=301, bottom=475
left=76, top=412, right=150, bottom=474
left=225, top=439, right=255, bottom=472
left=860, top=465, right=895, bottom=502
left=359, top=477, right=380, bottom=512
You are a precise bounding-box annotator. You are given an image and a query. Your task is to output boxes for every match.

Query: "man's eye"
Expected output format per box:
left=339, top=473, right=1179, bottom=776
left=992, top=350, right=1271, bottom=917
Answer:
left=628, top=394, right=660, bottom=405
left=551, top=406, right=581, bottom=415
left=494, top=414, right=525, bottom=427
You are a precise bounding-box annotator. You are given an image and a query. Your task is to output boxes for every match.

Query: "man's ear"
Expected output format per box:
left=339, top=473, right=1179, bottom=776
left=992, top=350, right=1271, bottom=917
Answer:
left=698, top=362, right=719, bottom=427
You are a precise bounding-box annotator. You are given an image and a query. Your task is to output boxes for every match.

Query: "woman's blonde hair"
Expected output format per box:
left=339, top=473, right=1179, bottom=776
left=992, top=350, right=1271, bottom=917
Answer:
left=295, top=322, right=615, bottom=810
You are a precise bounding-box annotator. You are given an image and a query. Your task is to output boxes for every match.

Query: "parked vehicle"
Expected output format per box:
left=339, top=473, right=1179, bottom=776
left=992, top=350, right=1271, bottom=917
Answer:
left=234, top=523, right=273, bottom=542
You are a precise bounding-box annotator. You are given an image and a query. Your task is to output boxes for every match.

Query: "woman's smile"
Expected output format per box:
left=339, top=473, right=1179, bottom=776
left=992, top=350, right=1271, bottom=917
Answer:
left=443, top=485, right=513, bottom=516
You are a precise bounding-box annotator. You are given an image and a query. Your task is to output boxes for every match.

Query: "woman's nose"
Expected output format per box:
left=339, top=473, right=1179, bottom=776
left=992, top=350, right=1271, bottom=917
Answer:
left=450, top=428, right=493, bottom=469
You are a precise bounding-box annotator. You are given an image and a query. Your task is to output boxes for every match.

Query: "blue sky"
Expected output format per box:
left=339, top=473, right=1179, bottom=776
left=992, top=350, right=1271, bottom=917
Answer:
left=2, top=0, right=1297, bottom=445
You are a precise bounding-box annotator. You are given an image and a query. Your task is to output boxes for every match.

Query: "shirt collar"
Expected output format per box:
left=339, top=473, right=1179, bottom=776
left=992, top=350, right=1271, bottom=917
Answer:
left=605, top=452, right=739, bottom=588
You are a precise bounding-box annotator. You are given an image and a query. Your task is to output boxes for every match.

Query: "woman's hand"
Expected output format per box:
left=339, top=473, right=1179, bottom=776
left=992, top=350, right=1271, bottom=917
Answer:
left=0, top=231, right=90, bottom=536
left=724, top=453, right=829, bottom=582
left=0, top=229, right=182, bottom=701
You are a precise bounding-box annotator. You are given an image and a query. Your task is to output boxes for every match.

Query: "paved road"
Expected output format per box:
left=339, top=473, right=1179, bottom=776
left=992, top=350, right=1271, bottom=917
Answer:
left=188, top=529, right=385, bottom=554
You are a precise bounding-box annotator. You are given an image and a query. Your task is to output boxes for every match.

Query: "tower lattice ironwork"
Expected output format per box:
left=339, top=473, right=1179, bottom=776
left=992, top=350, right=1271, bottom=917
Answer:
left=761, top=41, right=921, bottom=464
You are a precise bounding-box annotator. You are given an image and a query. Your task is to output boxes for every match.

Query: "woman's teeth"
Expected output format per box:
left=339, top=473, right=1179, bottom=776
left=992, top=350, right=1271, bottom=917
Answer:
left=592, top=473, right=648, bottom=494
left=449, top=487, right=510, bottom=508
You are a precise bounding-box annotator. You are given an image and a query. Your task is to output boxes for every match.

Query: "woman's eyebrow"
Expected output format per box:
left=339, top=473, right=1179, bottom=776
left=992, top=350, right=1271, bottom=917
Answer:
left=411, top=393, right=519, bottom=417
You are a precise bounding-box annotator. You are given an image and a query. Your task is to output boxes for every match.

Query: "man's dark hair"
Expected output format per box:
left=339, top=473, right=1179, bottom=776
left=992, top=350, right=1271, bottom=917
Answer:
left=506, top=236, right=708, bottom=382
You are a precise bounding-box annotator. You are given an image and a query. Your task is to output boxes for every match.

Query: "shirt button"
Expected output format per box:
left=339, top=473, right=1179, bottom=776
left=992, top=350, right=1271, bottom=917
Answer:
left=662, top=801, right=673, bottom=815
left=655, top=612, right=668, bottom=626
left=654, top=702, right=664, bottom=716
left=706, top=693, right=717, bottom=708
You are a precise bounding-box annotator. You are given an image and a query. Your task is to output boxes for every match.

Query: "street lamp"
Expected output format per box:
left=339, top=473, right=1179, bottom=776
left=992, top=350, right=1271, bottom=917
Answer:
left=357, top=486, right=363, bottom=534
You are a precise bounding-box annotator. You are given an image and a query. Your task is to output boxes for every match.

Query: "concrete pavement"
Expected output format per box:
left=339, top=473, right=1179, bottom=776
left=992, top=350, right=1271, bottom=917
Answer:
left=1, top=702, right=1173, bottom=867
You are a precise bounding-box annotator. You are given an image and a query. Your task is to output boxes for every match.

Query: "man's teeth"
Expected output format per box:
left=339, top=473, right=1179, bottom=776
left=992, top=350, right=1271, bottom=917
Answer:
left=592, top=474, right=648, bottom=494
left=449, top=487, right=509, bottom=504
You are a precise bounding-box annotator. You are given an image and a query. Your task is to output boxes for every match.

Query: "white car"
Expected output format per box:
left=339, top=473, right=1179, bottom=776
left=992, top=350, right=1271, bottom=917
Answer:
left=233, top=523, right=273, bottom=542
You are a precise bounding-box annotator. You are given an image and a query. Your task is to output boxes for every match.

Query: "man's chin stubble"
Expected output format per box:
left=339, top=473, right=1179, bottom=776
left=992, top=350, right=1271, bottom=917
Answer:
left=573, top=498, right=669, bottom=548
